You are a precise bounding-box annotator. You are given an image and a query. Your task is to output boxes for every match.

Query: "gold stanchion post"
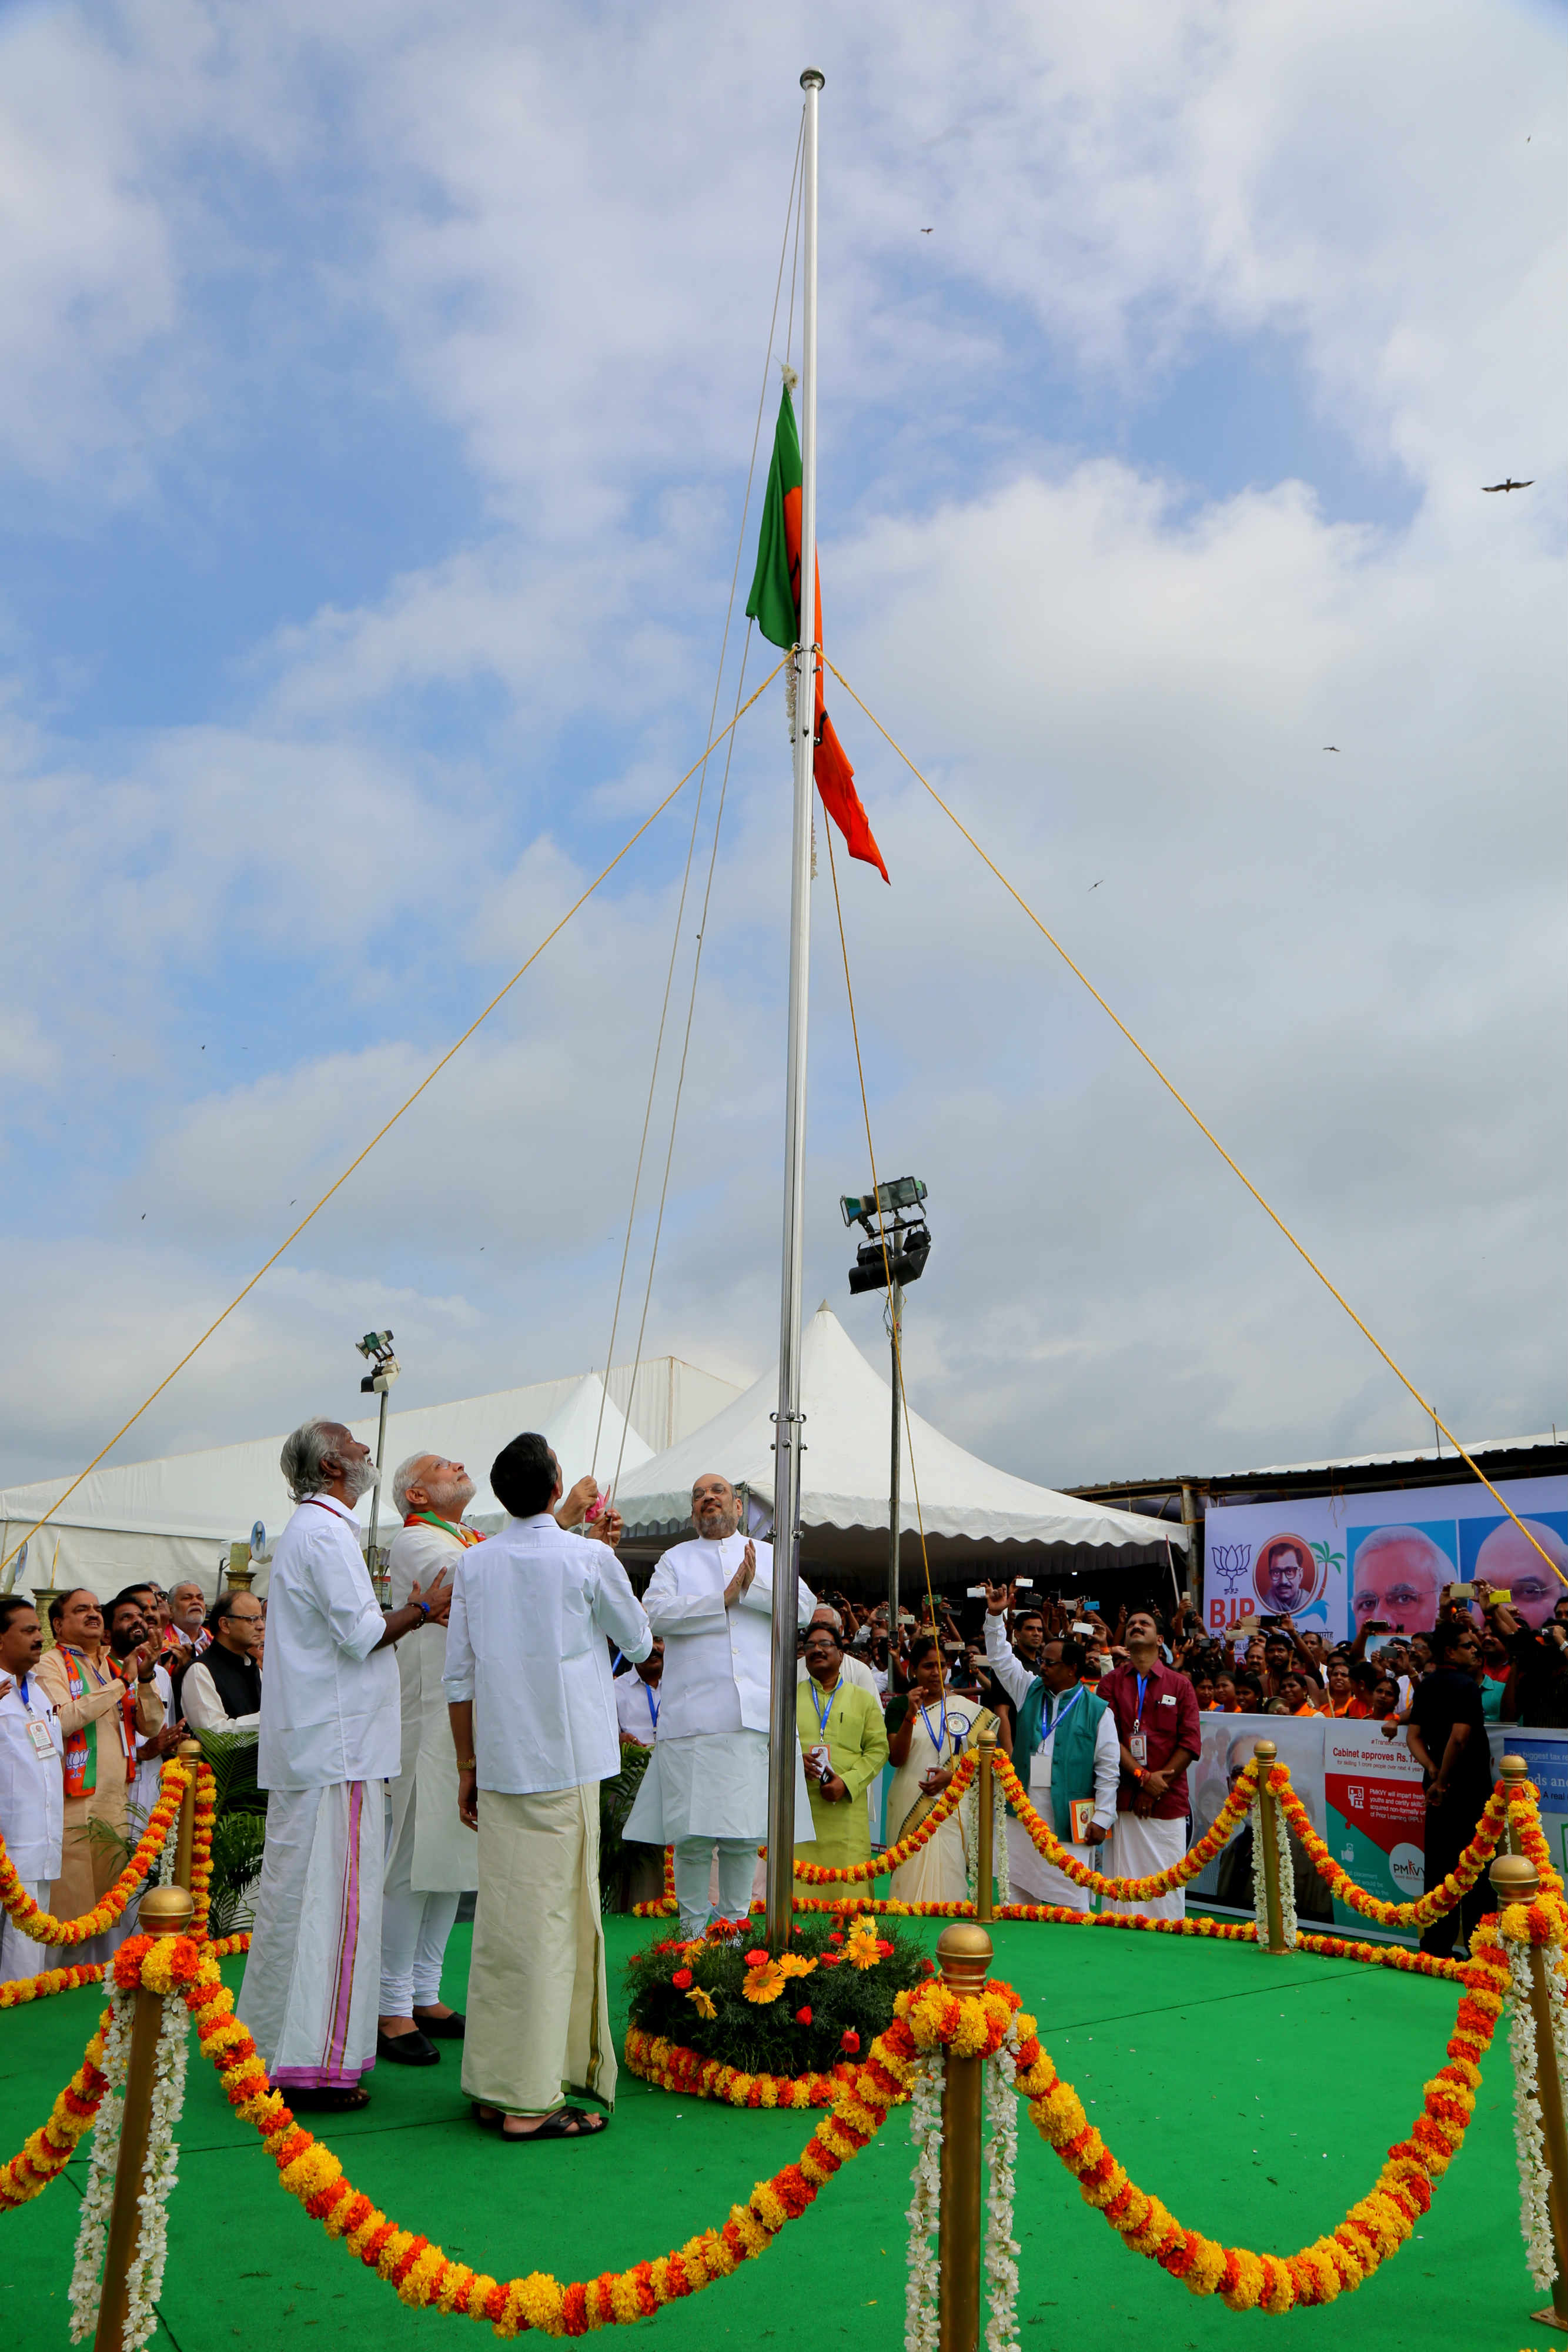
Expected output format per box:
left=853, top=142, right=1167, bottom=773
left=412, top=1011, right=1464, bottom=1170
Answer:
left=1251, top=1739, right=1287, bottom=1955
left=935, top=1921, right=991, bottom=2352
left=172, top=1738, right=203, bottom=1893
left=975, top=1726, right=995, bottom=1924
left=1491, top=1853, right=1568, bottom=2333
left=93, top=1883, right=193, bottom=2352
left=1502, top=1753, right=1530, bottom=1855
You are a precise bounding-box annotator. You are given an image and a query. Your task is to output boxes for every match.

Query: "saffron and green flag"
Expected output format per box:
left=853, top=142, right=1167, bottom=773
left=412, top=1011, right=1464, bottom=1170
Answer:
left=745, top=385, right=889, bottom=883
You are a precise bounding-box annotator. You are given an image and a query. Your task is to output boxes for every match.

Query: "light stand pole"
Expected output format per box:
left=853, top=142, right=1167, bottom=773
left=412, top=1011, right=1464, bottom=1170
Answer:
left=842, top=1177, right=931, bottom=1677
left=887, top=1277, right=902, bottom=1650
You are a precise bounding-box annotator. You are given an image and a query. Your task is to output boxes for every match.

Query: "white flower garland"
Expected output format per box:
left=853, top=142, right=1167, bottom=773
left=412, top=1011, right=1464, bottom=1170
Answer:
left=70, top=1987, right=190, bottom=2350
left=1248, top=1797, right=1298, bottom=1950
left=983, top=2041, right=1021, bottom=2352
left=1505, top=1941, right=1556, bottom=2290
left=904, top=2052, right=943, bottom=2352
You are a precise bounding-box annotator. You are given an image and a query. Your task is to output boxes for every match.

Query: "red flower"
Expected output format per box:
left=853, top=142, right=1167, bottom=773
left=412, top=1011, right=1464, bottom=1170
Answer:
left=828, top=1931, right=844, bottom=1945
left=795, top=2006, right=813, bottom=2025
left=671, top=1968, right=693, bottom=1989
left=744, top=1949, right=769, bottom=1970
left=840, top=2029, right=859, bottom=2053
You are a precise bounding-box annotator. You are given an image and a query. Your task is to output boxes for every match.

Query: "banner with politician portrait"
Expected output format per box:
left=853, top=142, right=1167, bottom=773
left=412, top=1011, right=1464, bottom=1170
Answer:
left=1202, top=1473, right=1568, bottom=1643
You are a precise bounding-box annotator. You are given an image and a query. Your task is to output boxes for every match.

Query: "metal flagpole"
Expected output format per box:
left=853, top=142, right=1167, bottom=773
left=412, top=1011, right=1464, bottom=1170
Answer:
left=887, top=1278, right=902, bottom=1649
left=765, top=65, right=823, bottom=1952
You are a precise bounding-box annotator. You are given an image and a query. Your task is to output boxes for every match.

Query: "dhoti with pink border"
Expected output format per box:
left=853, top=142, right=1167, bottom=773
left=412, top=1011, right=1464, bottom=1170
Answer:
left=238, top=1780, right=384, bottom=2090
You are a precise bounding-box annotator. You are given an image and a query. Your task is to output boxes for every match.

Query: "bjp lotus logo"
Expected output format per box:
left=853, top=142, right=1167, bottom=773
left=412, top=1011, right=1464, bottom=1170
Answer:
left=1211, top=1542, right=1252, bottom=1593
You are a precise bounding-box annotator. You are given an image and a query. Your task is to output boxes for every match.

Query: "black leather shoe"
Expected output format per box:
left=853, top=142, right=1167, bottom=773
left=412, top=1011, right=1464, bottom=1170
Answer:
left=377, top=2027, right=439, bottom=2066
left=413, top=2007, right=466, bottom=2039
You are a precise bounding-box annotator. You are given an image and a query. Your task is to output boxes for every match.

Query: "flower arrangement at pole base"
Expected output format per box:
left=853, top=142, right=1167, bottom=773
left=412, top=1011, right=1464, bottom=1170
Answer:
left=623, top=1913, right=934, bottom=2092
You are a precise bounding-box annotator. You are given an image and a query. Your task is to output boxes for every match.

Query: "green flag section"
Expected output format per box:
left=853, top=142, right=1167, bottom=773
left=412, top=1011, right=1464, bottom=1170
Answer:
left=745, top=385, right=888, bottom=883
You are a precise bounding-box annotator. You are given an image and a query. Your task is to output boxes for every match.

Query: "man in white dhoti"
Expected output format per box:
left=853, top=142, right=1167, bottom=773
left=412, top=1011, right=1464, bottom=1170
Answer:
left=1097, top=1609, right=1202, bottom=1922
left=377, top=1451, right=484, bottom=2066
left=623, top=1471, right=815, bottom=1941
left=0, top=1598, right=63, bottom=1981
left=238, top=1416, right=452, bottom=2112
left=982, top=1585, right=1117, bottom=1911
left=444, top=1431, right=650, bottom=2140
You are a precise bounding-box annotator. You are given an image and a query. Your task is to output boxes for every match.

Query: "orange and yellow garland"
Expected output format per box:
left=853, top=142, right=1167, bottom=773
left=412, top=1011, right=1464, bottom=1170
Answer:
left=623, top=2027, right=867, bottom=2110
left=0, top=2014, right=111, bottom=2211
left=994, top=1751, right=1261, bottom=1900
left=792, top=1753, right=977, bottom=1884
left=0, top=1758, right=190, bottom=1949
left=187, top=1763, right=217, bottom=1942
left=1276, top=1769, right=1508, bottom=1930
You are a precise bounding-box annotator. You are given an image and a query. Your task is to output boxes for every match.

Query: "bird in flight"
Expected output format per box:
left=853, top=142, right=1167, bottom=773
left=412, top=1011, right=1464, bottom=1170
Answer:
left=1089, top=879, right=1103, bottom=890
left=1482, top=479, right=1533, bottom=493
left=920, top=226, right=932, bottom=234
left=1323, top=745, right=1340, bottom=753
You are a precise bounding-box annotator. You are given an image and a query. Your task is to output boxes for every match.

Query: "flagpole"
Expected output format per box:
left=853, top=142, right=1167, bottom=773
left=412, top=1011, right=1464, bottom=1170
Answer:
left=764, top=65, right=823, bottom=1952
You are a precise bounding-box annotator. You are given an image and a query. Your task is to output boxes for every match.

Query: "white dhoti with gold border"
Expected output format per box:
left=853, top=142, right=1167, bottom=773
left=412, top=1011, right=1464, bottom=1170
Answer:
left=1102, top=1812, right=1188, bottom=1922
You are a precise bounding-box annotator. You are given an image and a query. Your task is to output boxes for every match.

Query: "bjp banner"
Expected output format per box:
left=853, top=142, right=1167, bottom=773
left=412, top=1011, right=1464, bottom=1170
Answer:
left=1322, top=1720, right=1426, bottom=1932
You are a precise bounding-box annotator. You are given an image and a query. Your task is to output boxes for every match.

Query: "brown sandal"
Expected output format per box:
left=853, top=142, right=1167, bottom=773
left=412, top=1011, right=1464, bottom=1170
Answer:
left=499, top=2105, right=607, bottom=2143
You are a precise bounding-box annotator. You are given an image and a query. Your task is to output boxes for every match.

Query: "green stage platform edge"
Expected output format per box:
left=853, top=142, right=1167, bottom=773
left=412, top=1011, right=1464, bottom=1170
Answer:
left=0, top=1913, right=1547, bottom=2351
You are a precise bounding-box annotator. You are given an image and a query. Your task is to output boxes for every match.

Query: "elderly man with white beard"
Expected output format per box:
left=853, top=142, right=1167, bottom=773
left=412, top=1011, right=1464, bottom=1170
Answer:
left=622, top=1471, right=816, bottom=1939
left=238, top=1418, right=452, bottom=2112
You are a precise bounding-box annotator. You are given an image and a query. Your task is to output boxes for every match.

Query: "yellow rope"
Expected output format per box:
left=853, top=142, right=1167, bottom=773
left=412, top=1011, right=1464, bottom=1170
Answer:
left=0, top=662, right=785, bottom=1578
left=826, top=655, right=1564, bottom=1589
left=820, top=816, right=938, bottom=1639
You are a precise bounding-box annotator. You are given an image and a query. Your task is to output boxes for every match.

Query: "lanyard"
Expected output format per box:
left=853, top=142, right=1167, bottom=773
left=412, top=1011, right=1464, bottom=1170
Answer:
left=1134, top=1673, right=1151, bottom=1731
left=918, top=1696, right=950, bottom=1757
left=18, top=1673, right=28, bottom=1706
left=809, top=1679, right=838, bottom=1740
left=644, top=1681, right=660, bottom=1730
left=1045, top=1685, right=1082, bottom=1737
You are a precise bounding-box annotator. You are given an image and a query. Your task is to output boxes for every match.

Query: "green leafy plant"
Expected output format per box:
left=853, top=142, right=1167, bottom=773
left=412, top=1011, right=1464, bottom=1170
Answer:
left=625, top=1915, right=932, bottom=2078
left=190, top=1726, right=267, bottom=1933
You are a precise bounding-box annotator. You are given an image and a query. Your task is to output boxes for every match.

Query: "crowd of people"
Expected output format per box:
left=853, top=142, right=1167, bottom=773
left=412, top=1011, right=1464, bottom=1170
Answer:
left=2, top=1419, right=1563, bottom=2138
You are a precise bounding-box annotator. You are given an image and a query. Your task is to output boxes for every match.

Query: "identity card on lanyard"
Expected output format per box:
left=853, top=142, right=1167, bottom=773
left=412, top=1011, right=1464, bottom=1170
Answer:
left=1130, top=1672, right=1150, bottom=1767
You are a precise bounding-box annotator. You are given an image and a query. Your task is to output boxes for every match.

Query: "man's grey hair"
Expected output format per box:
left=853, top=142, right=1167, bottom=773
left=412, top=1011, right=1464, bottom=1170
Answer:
left=391, top=1454, right=436, bottom=1518
left=280, top=1419, right=340, bottom=1505
left=810, top=1603, right=843, bottom=1634
left=1355, top=1525, right=1448, bottom=1582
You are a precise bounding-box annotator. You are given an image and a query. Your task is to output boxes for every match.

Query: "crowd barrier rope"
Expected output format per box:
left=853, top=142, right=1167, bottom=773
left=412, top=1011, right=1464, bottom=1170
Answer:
left=994, top=1753, right=1263, bottom=1900
left=1275, top=1770, right=1509, bottom=1930
left=0, top=1759, right=192, bottom=1949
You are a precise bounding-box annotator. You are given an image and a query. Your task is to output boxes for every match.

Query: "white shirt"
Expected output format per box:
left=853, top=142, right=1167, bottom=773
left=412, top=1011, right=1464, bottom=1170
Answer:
left=443, top=1512, right=651, bottom=1795
left=643, top=1533, right=814, bottom=1739
left=984, top=1615, right=1119, bottom=1832
left=182, top=1658, right=262, bottom=1734
left=616, top=1668, right=663, bottom=1745
left=258, top=1492, right=401, bottom=1792
left=132, top=1663, right=175, bottom=1821
left=386, top=1519, right=479, bottom=1894
left=0, top=1669, right=63, bottom=1880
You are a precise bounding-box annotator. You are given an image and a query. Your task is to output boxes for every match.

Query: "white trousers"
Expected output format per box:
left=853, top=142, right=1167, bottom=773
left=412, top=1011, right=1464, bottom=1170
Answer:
left=1005, top=1818, right=1094, bottom=1913
left=0, top=1879, right=53, bottom=1981
left=1103, top=1812, right=1188, bottom=1921
left=238, top=1780, right=384, bottom=2089
left=379, top=1785, right=460, bottom=2013
left=673, top=1836, right=756, bottom=1942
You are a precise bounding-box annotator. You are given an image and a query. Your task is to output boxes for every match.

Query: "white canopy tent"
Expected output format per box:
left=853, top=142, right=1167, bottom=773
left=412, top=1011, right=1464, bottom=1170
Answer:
left=0, top=1370, right=660, bottom=1603
left=613, top=1304, right=1188, bottom=1585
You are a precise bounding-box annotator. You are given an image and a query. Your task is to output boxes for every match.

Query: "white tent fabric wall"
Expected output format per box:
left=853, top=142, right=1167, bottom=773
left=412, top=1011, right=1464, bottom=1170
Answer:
left=603, top=1357, right=745, bottom=1455
left=0, top=1368, right=657, bottom=1604
left=613, top=1303, right=1188, bottom=1561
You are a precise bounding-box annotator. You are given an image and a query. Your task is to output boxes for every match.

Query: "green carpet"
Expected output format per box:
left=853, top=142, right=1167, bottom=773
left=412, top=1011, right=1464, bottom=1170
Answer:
left=0, top=1916, right=1547, bottom=2350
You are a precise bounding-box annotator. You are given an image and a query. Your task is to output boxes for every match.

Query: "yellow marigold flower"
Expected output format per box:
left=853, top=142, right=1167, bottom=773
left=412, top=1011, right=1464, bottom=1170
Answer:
left=684, top=1984, right=717, bottom=2020
left=516, top=2273, right=563, bottom=2330
left=1259, top=2264, right=1295, bottom=2314
left=1185, top=2237, right=1228, bottom=2296
left=1221, top=2250, right=1265, bottom=2311
left=751, top=2182, right=788, bottom=2230
left=436, top=2261, right=475, bottom=2314
left=609, top=2272, right=643, bottom=2322
left=375, top=2230, right=416, bottom=2283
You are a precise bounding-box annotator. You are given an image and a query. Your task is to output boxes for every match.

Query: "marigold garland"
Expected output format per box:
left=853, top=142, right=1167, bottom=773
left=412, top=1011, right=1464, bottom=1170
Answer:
left=187, top=1763, right=217, bottom=1943
left=0, top=1761, right=190, bottom=1948
left=633, top=1845, right=680, bottom=1919
left=1011, top=1922, right=1512, bottom=2311
left=0, top=1959, right=109, bottom=2007
left=1276, top=1768, right=1509, bottom=1930
left=994, top=1752, right=1261, bottom=1900
left=793, top=1755, right=978, bottom=1885
left=623, top=2027, right=868, bottom=2110
left=0, top=2016, right=111, bottom=2211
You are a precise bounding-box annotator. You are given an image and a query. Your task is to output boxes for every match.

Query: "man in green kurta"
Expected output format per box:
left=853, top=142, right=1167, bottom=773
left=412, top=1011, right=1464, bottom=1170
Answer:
left=794, top=1622, right=889, bottom=1869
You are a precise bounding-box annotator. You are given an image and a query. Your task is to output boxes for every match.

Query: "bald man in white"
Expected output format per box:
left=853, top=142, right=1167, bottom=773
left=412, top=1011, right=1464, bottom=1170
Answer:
left=623, top=1472, right=815, bottom=1939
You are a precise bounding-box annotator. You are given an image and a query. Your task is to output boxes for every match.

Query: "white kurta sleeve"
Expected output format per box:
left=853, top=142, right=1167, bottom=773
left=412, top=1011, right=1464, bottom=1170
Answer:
left=982, top=1614, right=1038, bottom=1712
left=442, top=1563, right=476, bottom=1705
left=736, top=1573, right=815, bottom=1627
left=590, top=1552, right=653, bottom=1665
left=643, top=1555, right=726, bottom=1636
left=182, top=1662, right=260, bottom=1733
left=1091, top=1706, right=1120, bottom=1830
left=306, top=1525, right=387, bottom=1663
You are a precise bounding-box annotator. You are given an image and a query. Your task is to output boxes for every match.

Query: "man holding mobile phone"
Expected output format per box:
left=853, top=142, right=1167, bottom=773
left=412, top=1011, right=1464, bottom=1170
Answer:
left=982, top=1582, right=1116, bottom=1911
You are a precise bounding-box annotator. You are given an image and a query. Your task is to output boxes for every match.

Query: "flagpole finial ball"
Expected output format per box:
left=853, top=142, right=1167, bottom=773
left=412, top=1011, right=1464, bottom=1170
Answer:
left=800, top=68, right=825, bottom=91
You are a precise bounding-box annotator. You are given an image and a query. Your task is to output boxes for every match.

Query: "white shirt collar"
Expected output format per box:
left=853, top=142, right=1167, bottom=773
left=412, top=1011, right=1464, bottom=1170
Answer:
left=302, top=1491, right=359, bottom=1523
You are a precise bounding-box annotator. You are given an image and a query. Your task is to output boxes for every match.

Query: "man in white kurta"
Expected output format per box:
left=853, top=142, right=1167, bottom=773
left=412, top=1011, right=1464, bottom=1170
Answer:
left=0, top=1599, right=63, bottom=1982
left=982, top=1603, right=1118, bottom=1912
left=238, top=1417, right=452, bottom=2112
left=444, top=1431, right=650, bottom=2139
left=623, top=1471, right=815, bottom=1940
left=377, top=1452, right=483, bottom=2063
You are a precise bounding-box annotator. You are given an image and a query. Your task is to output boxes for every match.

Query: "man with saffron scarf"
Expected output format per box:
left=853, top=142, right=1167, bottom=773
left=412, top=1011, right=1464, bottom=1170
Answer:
left=982, top=1583, right=1117, bottom=1910
left=239, top=1418, right=452, bottom=2113
left=35, top=1586, right=164, bottom=1963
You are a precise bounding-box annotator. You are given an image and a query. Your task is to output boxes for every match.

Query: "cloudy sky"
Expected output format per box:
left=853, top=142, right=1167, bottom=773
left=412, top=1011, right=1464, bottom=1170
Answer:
left=1, top=0, right=1562, bottom=1501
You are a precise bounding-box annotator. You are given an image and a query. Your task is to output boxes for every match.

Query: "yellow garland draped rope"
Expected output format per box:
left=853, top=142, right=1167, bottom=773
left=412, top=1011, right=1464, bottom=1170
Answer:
left=994, top=1752, right=1262, bottom=1899
left=791, top=1753, right=978, bottom=1884
left=1012, top=1927, right=1510, bottom=2310
left=0, top=2015, right=111, bottom=2211
left=1278, top=1769, right=1510, bottom=1930
left=0, top=1759, right=190, bottom=1947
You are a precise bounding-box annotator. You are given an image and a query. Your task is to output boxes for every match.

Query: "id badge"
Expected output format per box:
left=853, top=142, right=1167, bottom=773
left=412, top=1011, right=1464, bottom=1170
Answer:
left=1130, top=1727, right=1148, bottom=1767
left=26, top=1718, right=55, bottom=1759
